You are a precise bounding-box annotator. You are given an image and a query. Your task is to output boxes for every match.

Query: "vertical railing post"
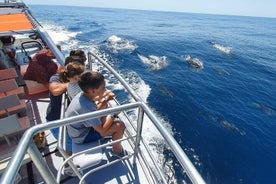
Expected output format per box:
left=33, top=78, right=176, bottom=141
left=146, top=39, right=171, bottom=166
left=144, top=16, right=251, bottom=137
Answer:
left=132, top=107, right=144, bottom=164
left=87, top=52, right=93, bottom=70
left=28, top=142, right=57, bottom=184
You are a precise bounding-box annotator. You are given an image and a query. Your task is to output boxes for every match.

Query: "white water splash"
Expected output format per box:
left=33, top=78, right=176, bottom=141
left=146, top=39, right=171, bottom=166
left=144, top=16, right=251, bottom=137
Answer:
left=106, top=35, right=137, bottom=54
left=124, top=71, right=151, bottom=103
left=41, top=22, right=80, bottom=52
left=211, top=41, right=232, bottom=55
left=138, top=54, right=168, bottom=71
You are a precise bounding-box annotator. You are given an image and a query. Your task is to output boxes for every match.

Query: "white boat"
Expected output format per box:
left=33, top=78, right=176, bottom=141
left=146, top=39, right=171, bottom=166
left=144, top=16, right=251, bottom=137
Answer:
left=0, top=1, right=205, bottom=183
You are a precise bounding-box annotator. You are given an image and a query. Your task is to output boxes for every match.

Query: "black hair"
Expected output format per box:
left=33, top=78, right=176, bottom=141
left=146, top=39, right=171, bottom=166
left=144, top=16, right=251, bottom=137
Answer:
left=69, top=49, right=87, bottom=65
left=78, top=71, right=104, bottom=93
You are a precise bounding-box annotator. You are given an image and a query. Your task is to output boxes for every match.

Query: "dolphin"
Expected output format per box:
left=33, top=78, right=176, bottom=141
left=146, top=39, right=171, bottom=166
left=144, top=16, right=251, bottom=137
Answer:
left=252, top=102, right=276, bottom=115
left=158, top=83, right=173, bottom=98
left=214, top=67, right=230, bottom=75
left=183, top=55, right=204, bottom=69
left=198, top=108, right=246, bottom=136
left=213, top=117, right=246, bottom=136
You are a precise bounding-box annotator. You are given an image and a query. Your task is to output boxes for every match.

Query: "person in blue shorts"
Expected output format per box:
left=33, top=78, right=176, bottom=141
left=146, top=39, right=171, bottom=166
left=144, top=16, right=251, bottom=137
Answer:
left=66, top=71, right=127, bottom=157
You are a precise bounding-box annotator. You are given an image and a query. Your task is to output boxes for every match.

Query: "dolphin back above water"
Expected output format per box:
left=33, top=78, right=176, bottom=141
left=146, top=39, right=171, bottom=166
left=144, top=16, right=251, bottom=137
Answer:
left=183, top=55, right=204, bottom=69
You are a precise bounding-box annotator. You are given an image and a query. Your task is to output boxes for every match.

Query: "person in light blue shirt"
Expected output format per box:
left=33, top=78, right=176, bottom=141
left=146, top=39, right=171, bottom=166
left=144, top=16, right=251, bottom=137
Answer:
left=65, top=71, right=127, bottom=157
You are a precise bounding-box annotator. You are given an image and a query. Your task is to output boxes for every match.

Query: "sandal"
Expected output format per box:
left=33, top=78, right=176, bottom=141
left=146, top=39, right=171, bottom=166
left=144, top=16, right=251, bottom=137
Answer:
left=111, top=149, right=129, bottom=158
left=63, top=166, right=77, bottom=177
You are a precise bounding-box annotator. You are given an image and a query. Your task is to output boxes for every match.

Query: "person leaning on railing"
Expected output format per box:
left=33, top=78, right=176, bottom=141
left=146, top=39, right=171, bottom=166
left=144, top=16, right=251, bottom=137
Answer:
left=45, top=53, right=86, bottom=155
left=59, top=61, right=85, bottom=101
left=65, top=71, right=128, bottom=158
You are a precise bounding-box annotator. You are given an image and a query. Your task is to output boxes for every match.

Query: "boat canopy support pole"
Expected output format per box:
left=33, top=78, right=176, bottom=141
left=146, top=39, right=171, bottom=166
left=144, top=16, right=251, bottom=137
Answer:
left=132, top=106, right=144, bottom=164
left=28, top=142, right=57, bottom=184
left=36, top=26, right=65, bottom=66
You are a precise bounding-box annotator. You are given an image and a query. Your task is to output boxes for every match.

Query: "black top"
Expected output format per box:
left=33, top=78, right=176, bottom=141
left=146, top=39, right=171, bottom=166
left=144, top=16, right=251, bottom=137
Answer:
left=0, top=36, right=14, bottom=44
left=46, top=74, right=63, bottom=121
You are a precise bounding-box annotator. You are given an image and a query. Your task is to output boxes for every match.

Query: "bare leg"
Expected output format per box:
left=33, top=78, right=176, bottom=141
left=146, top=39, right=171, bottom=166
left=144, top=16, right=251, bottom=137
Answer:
left=100, top=120, right=125, bottom=153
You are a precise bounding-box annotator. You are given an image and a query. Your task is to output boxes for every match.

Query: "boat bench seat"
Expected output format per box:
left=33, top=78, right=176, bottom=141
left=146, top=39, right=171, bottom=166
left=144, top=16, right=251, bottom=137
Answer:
left=0, top=114, right=30, bottom=142
left=0, top=68, right=17, bottom=81
left=72, top=140, right=103, bottom=170
left=0, top=67, right=26, bottom=87
left=0, top=124, right=31, bottom=175
left=24, top=80, right=48, bottom=95
left=0, top=79, right=25, bottom=98
left=0, top=115, right=31, bottom=174
left=0, top=94, right=27, bottom=118
left=0, top=144, right=31, bottom=174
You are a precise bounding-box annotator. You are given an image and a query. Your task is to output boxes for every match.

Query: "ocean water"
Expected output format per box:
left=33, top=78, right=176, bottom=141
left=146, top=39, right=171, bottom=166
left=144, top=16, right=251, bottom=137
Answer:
left=30, top=5, right=276, bottom=184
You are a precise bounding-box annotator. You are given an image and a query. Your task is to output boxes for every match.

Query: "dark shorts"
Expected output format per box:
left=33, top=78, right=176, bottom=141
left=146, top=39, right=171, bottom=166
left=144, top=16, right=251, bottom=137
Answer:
left=48, top=123, right=72, bottom=152
left=83, top=129, right=102, bottom=143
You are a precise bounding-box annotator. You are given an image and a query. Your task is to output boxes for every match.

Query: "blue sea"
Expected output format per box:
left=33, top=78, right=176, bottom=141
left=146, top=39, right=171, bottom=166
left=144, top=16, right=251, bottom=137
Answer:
left=30, top=5, right=276, bottom=184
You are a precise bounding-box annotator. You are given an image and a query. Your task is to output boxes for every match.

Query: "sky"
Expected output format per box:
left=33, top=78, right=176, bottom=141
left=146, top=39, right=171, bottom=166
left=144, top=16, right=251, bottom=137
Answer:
left=24, top=0, right=276, bottom=18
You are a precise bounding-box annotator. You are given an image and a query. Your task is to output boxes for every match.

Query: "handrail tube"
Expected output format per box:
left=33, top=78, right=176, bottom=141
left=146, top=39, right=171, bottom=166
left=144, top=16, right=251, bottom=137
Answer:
left=140, top=102, right=205, bottom=184
left=36, top=26, right=65, bottom=65
left=127, top=117, right=173, bottom=183
left=28, top=142, right=57, bottom=184
left=138, top=136, right=169, bottom=183
left=111, top=110, right=164, bottom=183
left=0, top=102, right=141, bottom=184
left=133, top=107, right=144, bottom=164
left=57, top=94, right=83, bottom=180
left=116, top=120, right=165, bottom=183
left=0, top=128, right=34, bottom=184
